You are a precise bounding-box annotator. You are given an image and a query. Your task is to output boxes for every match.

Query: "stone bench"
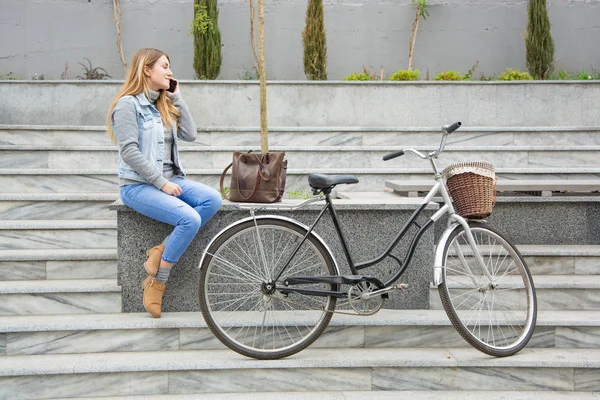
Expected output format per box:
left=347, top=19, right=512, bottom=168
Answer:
left=110, top=198, right=439, bottom=313
left=386, top=179, right=600, bottom=197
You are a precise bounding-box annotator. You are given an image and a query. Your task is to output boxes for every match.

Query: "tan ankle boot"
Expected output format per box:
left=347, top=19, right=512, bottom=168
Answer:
left=143, top=276, right=166, bottom=318
left=144, top=243, right=165, bottom=277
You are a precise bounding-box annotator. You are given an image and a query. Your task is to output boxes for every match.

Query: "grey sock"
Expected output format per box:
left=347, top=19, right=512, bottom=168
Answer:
left=155, top=267, right=172, bottom=284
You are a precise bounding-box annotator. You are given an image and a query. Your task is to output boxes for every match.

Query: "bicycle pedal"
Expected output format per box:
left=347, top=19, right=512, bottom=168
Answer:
left=394, top=283, right=409, bottom=290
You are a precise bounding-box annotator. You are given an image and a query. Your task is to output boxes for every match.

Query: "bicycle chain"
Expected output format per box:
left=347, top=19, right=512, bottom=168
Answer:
left=276, top=294, right=372, bottom=316
left=274, top=283, right=407, bottom=317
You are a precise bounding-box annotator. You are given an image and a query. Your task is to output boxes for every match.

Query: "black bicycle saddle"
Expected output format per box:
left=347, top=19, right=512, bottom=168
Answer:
left=308, top=173, right=359, bottom=189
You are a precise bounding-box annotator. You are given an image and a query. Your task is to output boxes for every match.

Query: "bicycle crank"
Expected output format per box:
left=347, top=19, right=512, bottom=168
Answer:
left=360, top=282, right=409, bottom=300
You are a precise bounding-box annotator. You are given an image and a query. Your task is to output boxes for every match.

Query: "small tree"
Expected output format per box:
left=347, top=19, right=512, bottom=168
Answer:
left=192, top=0, right=222, bottom=80
left=302, top=0, right=328, bottom=80
left=408, top=0, right=429, bottom=71
left=112, top=0, right=127, bottom=72
left=525, top=0, right=554, bottom=79
left=257, top=0, right=268, bottom=153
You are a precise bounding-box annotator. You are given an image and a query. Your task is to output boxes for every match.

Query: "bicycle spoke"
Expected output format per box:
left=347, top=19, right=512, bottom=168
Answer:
left=209, top=253, right=265, bottom=283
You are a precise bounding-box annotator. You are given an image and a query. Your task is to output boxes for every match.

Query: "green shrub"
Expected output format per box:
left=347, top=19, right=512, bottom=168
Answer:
left=463, top=61, right=479, bottom=80
left=525, top=0, right=554, bottom=79
left=192, top=0, right=222, bottom=80
left=302, top=0, right=328, bottom=80
left=478, top=73, right=495, bottom=81
left=389, top=69, right=420, bottom=81
left=498, top=68, right=533, bottom=81
left=434, top=70, right=463, bottom=81
left=77, top=58, right=111, bottom=80
left=287, top=190, right=311, bottom=200
left=343, top=72, right=373, bottom=81
left=239, top=69, right=259, bottom=80
left=551, top=69, right=597, bottom=80
left=0, top=72, right=21, bottom=80
left=573, top=70, right=595, bottom=80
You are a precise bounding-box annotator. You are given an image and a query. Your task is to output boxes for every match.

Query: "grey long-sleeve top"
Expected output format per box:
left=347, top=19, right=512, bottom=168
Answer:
left=112, top=90, right=197, bottom=189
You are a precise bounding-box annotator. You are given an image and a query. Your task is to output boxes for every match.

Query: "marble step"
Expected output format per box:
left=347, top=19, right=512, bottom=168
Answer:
left=0, top=249, right=117, bottom=281
left=0, top=193, right=118, bottom=220
left=2, top=168, right=600, bottom=194
left=0, top=279, right=121, bottom=316
left=0, top=347, right=599, bottom=397
left=430, top=275, right=600, bottom=310
left=0, top=220, right=116, bottom=250
left=39, top=391, right=600, bottom=400
left=2, top=310, right=600, bottom=356
left=1, top=124, right=599, bottom=147
left=518, top=245, right=600, bottom=275
left=3, top=145, right=600, bottom=170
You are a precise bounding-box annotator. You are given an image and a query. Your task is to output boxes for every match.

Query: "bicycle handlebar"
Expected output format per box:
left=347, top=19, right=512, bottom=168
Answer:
left=382, top=150, right=404, bottom=161
left=444, top=121, right=462, bottom=134
left=382, top=122, right=462, bottom=162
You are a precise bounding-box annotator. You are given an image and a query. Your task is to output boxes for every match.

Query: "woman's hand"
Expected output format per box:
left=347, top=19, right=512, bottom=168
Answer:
left=161, top=181, right=182, bottom=196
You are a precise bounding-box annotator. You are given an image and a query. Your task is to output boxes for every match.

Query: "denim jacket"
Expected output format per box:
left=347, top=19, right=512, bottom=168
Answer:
left=112, top=92, right=196, bottom=189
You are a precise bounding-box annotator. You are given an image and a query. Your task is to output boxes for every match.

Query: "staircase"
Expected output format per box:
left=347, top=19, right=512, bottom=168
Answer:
left=2, top=122, right=600, bottom=399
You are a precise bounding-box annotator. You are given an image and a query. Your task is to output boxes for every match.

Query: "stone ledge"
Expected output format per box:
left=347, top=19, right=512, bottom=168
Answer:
left=2, top=347, right=600, bottom=376
left=111, top=198, right=438, bottom=212
left=7, top=144, right=600, bottom=151
left=115, top=198, right=437, bottom=312
left=439, top=275, right=600, bottom=289
left=0, top=220, right=117, bottom=230
left=0, top=249, right=116, bottom=261
left=0, top=279, right=120, bottom=294
left=0, top=193, right=119, bottom=201
left=2, top=309, right=600, bottom=333
left=2, top=123, right=600, bottom=133
left=37, top=391, right=600, bottom=400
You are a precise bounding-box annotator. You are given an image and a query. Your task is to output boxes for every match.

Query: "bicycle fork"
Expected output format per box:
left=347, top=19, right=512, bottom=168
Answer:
left=427, top=180, right=493, bottom=287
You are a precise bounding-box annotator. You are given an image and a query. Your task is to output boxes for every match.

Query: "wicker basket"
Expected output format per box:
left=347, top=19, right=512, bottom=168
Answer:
left=443, top=161, right=496, bottom=219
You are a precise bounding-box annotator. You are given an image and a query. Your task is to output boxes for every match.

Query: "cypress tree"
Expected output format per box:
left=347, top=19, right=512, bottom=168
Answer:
left=302, top=0, right=327, bottom=80
left=525, top=0, right=554, bottom=80
left=193, top=0, right=222, bottom=80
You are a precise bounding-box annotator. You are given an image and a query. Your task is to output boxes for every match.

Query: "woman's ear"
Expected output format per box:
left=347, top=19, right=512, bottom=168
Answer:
left=143, top=65, right=151, bottom=77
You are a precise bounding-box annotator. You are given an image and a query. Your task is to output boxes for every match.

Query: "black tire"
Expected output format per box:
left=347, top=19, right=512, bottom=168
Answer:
left=438, top=221, right=537, bottom=357
left=199, top=217, right=338, bottom=359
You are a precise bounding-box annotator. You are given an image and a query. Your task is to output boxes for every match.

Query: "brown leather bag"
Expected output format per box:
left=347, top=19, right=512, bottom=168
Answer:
left=220, top=151, right=287, bottom=203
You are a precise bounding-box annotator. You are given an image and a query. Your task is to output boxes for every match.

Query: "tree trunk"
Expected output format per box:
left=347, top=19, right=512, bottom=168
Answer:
left=113, top=0, right=127, bottom=72
left=408, top=10, right=420, bottom=71
left=257, top=0, right=268, bottom=153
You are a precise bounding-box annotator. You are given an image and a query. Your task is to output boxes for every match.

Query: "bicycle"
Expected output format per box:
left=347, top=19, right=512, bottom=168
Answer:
left=198, top=121, right=538, bottom=360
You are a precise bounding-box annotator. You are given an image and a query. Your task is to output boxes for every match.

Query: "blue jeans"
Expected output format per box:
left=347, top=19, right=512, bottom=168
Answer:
left=120, top=177, right=222, bottom=264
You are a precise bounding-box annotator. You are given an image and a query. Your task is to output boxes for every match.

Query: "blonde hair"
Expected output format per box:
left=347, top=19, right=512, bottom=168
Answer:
left=106, top=48, right=180, bottom=144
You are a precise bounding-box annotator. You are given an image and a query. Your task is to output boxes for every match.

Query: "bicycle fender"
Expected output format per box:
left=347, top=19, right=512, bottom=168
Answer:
left=199, top=214, right=341, bottom=276
left=433, top=223, right=462, bottom=287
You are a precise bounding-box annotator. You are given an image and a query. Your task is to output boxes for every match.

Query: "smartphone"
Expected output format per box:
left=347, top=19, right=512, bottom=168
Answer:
left=167, top=79, right=177, bottom=93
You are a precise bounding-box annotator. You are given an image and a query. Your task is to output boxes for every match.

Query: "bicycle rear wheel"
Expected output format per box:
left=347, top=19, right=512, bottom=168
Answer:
left=439, top=221, right=537, bottom=357
left=199, top=217, right=338, bottom=359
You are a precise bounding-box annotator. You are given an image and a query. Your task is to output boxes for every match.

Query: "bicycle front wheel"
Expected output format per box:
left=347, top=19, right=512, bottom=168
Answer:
left=439, top=221, right=537, bottom=357
left=199, top=217, right=338, bottom=359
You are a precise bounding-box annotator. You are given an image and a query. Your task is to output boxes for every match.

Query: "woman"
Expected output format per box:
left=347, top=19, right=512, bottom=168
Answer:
left=107, top=48, right=221, bottom=318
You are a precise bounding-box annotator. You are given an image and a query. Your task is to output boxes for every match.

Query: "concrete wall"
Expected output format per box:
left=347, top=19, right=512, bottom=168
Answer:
left=2, top=81, right=600, bottom=128
left=114, top=201, right=436, bottom=312
left=1, top=0, right=599, bottom=80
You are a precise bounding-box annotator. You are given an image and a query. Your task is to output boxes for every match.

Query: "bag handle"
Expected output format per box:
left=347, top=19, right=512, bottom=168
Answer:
left=219, top=162, right=233, bottom=200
